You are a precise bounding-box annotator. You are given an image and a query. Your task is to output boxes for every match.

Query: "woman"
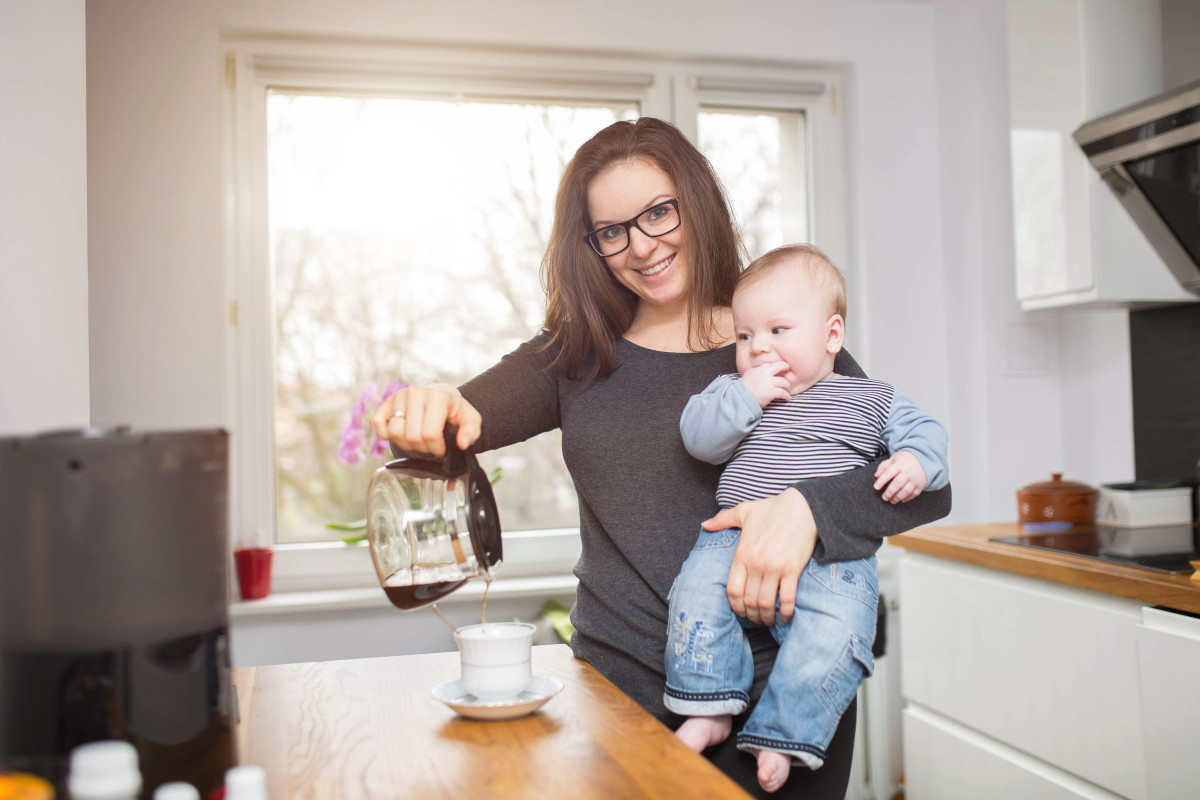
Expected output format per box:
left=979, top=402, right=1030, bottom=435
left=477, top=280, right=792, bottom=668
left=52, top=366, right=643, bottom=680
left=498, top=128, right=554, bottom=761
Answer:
left=372, top=117, right=950, bottom=798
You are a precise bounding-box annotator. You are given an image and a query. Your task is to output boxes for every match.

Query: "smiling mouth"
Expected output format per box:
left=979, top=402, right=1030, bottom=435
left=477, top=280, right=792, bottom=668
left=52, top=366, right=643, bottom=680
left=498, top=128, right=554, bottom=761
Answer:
left=637, top=254, right=674, bottom=277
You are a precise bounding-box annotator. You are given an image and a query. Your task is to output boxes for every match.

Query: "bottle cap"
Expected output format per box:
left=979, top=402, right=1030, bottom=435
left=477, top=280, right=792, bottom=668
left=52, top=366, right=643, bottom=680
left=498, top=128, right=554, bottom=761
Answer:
left=223, top=766, right=267, bottom=800
left=67, top=741, right=142, bottom=799
left=153, top=782, right=201, bottom=800
left=0, top=772, right=55, bottom=800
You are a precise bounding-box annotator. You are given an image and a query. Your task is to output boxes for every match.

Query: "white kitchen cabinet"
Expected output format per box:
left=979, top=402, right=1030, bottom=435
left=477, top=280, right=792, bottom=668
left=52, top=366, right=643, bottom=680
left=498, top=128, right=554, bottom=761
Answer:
left=900, top=554, right=1150, bottom=799
left=903, top=705, right=1126, bottom=800
left=1138, top=606, right=1200, bottom=799
left=1008, top=0, right=1197, bottom=310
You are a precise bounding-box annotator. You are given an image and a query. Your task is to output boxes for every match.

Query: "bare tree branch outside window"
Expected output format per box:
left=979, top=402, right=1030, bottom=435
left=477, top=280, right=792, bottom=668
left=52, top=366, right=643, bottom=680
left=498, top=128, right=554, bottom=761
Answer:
left=699, top=108, right=809, bottom=260
left=268, top=95, right=634, bottom=543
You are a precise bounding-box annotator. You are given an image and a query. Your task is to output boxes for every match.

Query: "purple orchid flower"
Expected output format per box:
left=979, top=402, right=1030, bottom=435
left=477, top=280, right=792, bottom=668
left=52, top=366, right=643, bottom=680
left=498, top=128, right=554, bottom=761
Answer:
left=337, top=380, right=409, bottom=467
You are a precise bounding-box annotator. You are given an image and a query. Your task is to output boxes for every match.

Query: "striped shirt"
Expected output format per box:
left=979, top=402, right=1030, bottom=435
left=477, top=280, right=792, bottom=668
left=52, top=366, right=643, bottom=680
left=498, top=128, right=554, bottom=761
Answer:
left=713, top=377, right=893, bottom=509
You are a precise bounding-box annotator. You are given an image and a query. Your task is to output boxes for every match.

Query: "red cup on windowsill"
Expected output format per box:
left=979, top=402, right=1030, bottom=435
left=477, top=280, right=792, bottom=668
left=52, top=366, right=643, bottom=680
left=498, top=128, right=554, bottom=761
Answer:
left=234, top=547, right=274, bottom=600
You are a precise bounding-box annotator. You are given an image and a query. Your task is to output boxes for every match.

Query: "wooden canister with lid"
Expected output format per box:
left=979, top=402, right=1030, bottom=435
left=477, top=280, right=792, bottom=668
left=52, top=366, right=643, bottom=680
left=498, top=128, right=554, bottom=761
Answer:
left=1016, top=473, right=1098, bottom=526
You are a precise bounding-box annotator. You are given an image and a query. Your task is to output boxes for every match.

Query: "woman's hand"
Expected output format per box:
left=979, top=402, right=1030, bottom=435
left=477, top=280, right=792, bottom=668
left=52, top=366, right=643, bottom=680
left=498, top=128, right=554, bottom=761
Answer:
left=701, top=487, right=817, bottom=625
left=369, top=384, right=483, bottom=457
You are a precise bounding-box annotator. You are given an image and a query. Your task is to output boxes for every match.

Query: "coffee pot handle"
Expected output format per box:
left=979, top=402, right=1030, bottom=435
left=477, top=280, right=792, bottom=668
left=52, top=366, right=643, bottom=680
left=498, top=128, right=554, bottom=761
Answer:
left=387, top=426, right=472, bottom=475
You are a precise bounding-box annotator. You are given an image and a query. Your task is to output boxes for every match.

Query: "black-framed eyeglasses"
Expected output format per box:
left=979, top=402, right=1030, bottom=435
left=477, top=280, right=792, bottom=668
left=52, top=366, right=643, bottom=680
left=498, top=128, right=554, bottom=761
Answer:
left=584, top=198, right=681, bottom=258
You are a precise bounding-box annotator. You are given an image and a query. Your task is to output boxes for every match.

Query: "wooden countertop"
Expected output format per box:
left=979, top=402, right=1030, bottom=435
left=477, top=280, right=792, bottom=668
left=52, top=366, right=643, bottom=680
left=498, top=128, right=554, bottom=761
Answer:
left=232, top=643, right=750, bottom=800
left=890, top=523, right=1200, bottom=615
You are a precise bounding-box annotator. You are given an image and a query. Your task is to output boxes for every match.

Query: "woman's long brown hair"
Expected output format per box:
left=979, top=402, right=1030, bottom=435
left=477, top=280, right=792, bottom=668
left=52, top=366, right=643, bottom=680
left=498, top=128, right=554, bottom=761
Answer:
left=540, top=118, right=745, bottom=380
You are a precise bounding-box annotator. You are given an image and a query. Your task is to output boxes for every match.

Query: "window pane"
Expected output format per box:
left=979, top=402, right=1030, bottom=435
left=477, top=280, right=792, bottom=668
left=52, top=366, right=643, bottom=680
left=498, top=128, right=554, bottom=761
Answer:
left=698, top=108, right=809, bottom=258
left=268, top=95, right=636, bottom=543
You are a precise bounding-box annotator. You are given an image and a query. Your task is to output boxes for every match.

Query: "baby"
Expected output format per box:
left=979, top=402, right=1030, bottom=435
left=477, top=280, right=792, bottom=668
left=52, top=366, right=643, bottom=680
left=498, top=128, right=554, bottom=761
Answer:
left=665, top=244, right=949, bottom=792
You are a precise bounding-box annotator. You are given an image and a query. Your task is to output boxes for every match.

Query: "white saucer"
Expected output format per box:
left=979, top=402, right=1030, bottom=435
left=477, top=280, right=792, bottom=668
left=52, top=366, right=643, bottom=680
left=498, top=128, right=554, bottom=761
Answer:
left=431, top=674, right=563, bottom=720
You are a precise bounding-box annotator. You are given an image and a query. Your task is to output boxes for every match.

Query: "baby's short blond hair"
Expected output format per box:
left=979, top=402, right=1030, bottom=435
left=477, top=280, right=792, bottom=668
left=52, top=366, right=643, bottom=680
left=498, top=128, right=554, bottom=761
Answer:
left=737, top=244, right=847, bottom=320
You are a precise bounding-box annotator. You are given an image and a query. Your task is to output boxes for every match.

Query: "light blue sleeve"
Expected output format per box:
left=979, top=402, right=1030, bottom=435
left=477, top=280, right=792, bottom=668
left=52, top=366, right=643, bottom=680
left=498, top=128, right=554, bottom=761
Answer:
left=679, top=374, right=762, bottom=465
left=882, top=389, right=950, bottom=490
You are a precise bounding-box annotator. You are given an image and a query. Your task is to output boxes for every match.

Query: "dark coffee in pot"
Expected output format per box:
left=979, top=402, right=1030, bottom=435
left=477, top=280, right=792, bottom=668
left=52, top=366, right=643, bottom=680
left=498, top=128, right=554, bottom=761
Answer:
left=383, top=579, right=467, bottom=610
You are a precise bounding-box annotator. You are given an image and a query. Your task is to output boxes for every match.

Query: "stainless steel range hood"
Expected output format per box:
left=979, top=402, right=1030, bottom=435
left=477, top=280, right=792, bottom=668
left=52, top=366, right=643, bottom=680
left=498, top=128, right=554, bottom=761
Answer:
left=1073, top=78, right=1200, bottom=295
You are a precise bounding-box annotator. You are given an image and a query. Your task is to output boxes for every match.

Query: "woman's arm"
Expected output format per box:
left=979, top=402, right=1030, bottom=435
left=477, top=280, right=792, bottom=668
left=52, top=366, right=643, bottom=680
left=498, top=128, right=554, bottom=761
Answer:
left=371, top=332, right=561, bottom=456
left=802, top=463, right=952, bottom=562
left=810, top=347, right=952, bottom=560
left=457, top=332, right=562, bottom=452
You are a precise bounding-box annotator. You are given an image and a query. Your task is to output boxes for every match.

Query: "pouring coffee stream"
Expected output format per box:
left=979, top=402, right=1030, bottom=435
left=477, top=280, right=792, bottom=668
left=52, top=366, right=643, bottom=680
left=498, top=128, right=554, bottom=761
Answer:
left=425, top=581, right=496, bottom=630
left=366, top=426, right=504, bottom=613
left=430, top=604, right=458, bottom=633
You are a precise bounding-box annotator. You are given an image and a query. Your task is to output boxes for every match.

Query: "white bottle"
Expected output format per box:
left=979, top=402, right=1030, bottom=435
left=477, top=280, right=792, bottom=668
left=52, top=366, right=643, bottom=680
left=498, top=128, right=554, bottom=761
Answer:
left=224, top=765, right=268, bottom=800
left=67, top=741, right=141, bottom=800
left=153, top=783, right=200, bottom=800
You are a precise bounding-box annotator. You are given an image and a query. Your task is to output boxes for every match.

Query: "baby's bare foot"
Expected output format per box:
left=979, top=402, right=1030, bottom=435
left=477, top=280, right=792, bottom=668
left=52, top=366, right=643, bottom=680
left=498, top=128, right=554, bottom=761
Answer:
left=675, top=715, right=733, bottom=753
left=756, top=749, right=791, bottom=793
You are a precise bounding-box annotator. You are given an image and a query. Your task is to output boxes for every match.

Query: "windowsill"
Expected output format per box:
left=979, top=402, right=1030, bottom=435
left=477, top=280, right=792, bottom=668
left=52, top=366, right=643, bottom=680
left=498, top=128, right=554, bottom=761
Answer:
left=230, top=528, right=582, bottom=620
left=230, top=573, right=579, bottom=620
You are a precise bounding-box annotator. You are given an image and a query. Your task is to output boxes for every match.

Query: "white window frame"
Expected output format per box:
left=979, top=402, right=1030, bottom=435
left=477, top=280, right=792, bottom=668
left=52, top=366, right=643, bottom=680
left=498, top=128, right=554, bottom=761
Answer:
left=221, top=36, right=847, bottom=594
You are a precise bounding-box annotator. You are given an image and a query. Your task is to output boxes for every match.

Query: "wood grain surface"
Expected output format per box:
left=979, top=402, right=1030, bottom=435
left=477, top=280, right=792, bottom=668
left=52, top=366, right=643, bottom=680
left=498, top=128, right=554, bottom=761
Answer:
left=232, top=644, right=750, bottom=799
left=891, top=523, right=1200, bottom=614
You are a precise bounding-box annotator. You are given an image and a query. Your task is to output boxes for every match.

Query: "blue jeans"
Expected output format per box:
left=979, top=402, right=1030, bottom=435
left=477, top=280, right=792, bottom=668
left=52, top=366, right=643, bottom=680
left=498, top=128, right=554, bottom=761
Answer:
left=664, top=527, right=878, bottom=766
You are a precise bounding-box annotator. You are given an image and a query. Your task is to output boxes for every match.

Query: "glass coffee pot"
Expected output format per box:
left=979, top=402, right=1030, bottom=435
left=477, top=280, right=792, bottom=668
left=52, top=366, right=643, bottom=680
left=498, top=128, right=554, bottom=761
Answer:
left=366, top=428, right=502, bottom=609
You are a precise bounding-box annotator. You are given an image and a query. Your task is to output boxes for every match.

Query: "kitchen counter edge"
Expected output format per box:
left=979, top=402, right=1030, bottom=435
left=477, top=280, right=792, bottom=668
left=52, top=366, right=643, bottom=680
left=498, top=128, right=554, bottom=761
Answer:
left=889, top=522, right=1200, bottom=615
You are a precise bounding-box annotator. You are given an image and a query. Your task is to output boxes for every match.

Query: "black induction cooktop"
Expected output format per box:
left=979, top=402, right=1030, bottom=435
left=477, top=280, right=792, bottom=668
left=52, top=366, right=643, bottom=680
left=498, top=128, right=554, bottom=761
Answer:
left=991, top=524, right=1200, bottom=574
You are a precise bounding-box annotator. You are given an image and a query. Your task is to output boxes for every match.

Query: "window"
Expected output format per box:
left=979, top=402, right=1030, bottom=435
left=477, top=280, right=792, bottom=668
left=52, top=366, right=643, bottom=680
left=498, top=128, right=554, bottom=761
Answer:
left=268, top=95, right=633, bottom=544
left=699, top=107, right=810, bottom=257
left=223, top=38, right=845, bottom=588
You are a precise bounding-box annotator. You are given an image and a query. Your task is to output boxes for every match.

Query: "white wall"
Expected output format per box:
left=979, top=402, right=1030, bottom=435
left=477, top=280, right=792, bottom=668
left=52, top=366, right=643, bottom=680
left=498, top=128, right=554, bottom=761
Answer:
left=0, top=0, right=90, bottom=434
left=934, top=0, right=1034, bottom=527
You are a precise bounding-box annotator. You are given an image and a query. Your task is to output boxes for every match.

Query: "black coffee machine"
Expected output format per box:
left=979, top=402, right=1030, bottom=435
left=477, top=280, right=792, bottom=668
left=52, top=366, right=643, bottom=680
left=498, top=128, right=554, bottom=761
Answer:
left=0, top=428, right=237, bottom=798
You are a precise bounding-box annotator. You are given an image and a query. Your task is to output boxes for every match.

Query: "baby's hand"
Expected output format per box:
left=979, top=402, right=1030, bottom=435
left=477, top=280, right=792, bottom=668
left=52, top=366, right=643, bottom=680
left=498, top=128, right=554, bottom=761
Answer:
left=741, top=362, right=792, bottom=408
left=873, top=450, right=928, bottom=504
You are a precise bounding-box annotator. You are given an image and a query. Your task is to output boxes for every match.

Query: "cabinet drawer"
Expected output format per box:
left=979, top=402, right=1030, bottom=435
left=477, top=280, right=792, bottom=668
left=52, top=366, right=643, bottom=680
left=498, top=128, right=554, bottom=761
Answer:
left=903, top=706, right=1127, bottom=799
left=1139, top=606, right=1200, bottom=800
left=900, top=555, right=1147, bottom=799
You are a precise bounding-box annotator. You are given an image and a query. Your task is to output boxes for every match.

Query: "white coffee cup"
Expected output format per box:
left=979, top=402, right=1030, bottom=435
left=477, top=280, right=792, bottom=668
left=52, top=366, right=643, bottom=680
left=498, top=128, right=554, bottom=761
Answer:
left=454, top=621, right=536, bottom=701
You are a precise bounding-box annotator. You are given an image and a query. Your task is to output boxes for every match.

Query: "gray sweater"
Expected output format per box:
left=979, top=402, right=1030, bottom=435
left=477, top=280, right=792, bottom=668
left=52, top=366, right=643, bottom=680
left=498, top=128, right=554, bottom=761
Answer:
left=460, top=333, right=951, bottom=722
